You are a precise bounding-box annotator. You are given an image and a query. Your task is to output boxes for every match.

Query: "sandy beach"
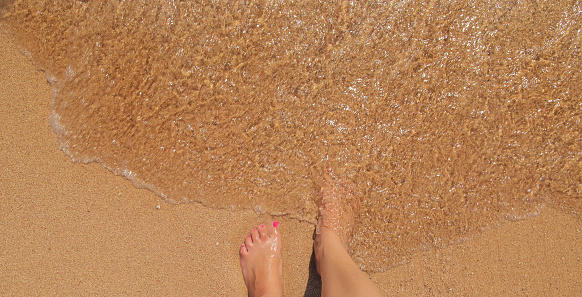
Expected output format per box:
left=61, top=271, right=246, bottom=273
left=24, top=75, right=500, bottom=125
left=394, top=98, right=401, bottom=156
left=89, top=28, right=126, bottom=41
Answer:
left=1, top=26, right=581, bottom=297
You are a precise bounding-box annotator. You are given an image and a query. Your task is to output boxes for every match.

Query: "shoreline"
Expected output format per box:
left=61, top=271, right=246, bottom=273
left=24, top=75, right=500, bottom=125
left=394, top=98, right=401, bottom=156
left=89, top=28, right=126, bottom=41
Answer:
left=1, top=28, right=581, bottom=296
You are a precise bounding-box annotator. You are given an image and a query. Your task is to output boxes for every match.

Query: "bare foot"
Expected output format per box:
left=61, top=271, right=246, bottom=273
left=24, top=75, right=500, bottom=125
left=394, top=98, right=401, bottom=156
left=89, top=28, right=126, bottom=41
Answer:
left=314, top=170, right=382, bottom=297
left=315, top=167, right=360, bottom=252
left=239, top=222, right=283, bottom=297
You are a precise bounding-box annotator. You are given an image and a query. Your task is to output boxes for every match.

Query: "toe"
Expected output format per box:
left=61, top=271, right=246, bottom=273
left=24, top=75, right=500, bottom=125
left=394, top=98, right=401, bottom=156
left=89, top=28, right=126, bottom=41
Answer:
left=245, top=235, right=253, bottom=247
left=269, top=221, right=280, bottom=238
left=239, top=244, right=248, bottom=256
left=250, top=228, right=259, bottom=242
left=258, top=224, right=268, bottom=239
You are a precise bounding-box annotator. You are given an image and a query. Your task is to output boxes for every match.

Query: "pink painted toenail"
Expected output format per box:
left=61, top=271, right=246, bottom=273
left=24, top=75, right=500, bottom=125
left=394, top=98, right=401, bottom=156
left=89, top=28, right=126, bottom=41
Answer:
left=260, top=224, right=265, bottom=228
left=247, top=235, right=251, bottom=237
left=273, top=221, right=279, bottom=228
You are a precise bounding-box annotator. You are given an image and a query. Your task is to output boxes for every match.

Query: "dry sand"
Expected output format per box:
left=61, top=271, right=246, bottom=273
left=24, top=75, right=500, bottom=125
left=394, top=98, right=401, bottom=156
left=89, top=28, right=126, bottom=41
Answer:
left=1, top=28, right=581, bottom=296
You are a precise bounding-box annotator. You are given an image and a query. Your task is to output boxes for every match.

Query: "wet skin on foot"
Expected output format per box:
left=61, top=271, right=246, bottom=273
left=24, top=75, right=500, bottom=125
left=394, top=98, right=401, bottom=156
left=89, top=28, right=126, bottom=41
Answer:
left=239, top=222, right=283, bottom=297
left=313, top=168, right=384, bottom=297
left=316, top=167, right=360, bottom=251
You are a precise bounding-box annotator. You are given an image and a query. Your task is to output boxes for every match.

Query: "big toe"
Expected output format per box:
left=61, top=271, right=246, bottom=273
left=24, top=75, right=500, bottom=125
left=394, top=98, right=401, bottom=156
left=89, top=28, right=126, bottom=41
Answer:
left=269, top=221, right=281, bottom=239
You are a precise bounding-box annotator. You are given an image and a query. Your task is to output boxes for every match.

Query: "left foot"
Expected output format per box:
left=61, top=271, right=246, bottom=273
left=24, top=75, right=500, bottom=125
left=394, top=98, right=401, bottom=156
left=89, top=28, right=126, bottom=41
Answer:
left=239, top=222, right=283, bottom=297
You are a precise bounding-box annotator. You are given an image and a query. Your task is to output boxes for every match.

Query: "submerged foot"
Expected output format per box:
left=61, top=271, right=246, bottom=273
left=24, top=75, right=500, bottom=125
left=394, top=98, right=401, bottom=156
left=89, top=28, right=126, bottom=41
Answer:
left=314, top=167, right=361, bottom=275
left=239, top=222, right=283, bottom=297
left=314, top=169, right=383, bottom=297
left=315, top=167, right=360, bottom=251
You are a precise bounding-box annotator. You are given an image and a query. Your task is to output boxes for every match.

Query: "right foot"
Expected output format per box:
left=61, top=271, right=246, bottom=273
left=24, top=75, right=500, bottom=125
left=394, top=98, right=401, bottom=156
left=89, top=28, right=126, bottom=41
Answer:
left=315, top=167, right=360, bottom=250
left=314, top=167, right=360, bottom=268
left=313, top=168, right=384, bottom=297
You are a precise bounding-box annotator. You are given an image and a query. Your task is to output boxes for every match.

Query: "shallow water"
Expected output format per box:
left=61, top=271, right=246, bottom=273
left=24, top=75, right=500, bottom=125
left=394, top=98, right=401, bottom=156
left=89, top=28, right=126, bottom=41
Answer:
left=2, top=0, right=581, bottom=271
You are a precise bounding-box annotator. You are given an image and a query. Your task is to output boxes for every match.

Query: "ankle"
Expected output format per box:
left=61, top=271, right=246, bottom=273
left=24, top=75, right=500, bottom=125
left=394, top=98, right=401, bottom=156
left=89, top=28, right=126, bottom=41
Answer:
left=252, top=286, right=283, bottom=297
left=252, top=283, right=284, bottom=297
left=314, top=229, right=342, bottom=260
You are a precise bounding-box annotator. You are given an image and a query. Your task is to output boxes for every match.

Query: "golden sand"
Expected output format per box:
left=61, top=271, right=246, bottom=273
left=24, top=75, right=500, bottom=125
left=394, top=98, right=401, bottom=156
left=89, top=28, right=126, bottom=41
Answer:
left=1, top=27, right=581, bottom=296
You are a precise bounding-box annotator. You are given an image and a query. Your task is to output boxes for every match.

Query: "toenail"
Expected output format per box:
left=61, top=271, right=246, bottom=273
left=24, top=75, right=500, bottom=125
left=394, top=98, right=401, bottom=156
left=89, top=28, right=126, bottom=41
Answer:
left=273, top=221, right=279, bottom=228
left=260, top=224, right=265, bottom=228
left=247, top=235, right=251, bottom=237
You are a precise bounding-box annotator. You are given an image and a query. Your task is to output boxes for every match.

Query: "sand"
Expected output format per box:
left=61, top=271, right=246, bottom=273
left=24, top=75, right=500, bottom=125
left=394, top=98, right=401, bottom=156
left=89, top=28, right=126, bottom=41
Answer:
left=1, top=28, right=581, bottom=296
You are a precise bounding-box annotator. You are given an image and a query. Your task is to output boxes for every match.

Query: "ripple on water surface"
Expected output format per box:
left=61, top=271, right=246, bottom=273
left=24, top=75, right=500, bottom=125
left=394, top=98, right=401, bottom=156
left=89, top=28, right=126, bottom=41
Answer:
left=3, top=0, right=581, bottom=271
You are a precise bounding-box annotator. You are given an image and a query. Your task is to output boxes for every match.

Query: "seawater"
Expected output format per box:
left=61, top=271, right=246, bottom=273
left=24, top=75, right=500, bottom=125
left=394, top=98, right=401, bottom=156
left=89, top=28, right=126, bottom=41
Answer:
left=2, top=0, right=580, bottom=271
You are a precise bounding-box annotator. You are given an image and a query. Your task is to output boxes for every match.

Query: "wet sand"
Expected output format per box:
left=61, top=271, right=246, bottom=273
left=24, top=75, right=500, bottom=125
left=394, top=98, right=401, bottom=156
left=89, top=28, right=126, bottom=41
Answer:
left=3, top=0, right=582, bottom=271
left=1, top=27, right=581, bottom=297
